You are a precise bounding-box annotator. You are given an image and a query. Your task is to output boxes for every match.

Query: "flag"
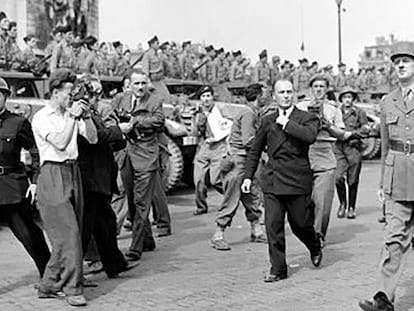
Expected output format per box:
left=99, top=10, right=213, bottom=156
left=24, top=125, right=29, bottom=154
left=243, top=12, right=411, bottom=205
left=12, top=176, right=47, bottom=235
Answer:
left=300, top=41, right=305, bottom=52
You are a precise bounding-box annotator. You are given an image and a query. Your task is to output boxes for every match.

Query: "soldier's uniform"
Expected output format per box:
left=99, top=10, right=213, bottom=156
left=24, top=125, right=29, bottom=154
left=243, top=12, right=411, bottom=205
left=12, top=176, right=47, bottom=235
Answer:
left=334, top=88, right=369, bottom=219
left=50, top=40, right=75, bottom=73
left=199, top=46, right=217, bottom=84
left=95, top=52, right=111, bottom=76
left=0, top=30, right=9, bottom=69
left=110, top=53, right=129, bottom=77
left=293, top=64, right=311, bottom=98
left=8, top=39, right=23, bottom=70
left=0, top=79, right=50, bottom=277
left=297, top=79, right=345, bottom=246
left=252, top=50, right=271, bottom=86
left=21, top=47, right=38, bottom=72
left=230, top=61, right=244, bottom=81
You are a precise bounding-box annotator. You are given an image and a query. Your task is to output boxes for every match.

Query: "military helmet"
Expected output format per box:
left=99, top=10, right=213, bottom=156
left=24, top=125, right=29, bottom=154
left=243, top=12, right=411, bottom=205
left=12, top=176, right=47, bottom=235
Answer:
left=390, top=41, right=414, bottom=62
left=0, top=77, right=10, bottom=96
left=338, top=86, right=357, bottom=102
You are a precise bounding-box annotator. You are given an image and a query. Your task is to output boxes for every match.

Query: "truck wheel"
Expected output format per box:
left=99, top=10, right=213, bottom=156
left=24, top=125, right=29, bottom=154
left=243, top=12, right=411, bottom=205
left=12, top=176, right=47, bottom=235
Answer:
left=164, top=137, right=184, bottom=191
left=361, top=137, right=381, bottom=160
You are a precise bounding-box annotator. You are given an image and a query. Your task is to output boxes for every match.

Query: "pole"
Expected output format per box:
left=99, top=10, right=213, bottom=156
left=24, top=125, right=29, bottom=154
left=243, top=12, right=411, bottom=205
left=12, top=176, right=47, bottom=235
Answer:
left=336, top=0, right=343, bottom=64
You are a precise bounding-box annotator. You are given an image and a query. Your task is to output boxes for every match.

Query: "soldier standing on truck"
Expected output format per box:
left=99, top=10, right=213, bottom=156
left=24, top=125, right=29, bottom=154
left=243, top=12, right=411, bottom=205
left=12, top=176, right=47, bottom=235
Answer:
left=230, top=51, right=244, bottom=81
left=21, top=35, right=39, bottom=72
left=7, top=21, right=23, bottom=70
left=252, top=49, right=271, bottom=87
left=179, top=40, right=195, bottom=80
left=110, top=41, right=129, bottom=77
left=214, top=48, right=227, bottom=83
left=293, top=58, right=311, bottom=99
left=50, top=25, right=75, bottom=73
left=199, top=45, right=217, bottom=84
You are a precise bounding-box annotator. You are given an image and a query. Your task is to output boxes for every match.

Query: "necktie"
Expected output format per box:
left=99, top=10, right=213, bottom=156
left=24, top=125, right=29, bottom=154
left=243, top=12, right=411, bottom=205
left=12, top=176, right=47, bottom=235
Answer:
left=283, top=110, right=287, bottom=116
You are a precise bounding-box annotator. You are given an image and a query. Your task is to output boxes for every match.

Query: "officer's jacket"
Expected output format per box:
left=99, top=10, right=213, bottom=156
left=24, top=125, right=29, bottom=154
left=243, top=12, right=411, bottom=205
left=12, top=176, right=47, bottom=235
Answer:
left=110, top=54, right=129, bottom=77
left=199, top=56, right=217, bottom=84
left=142, top=49, right=163, bottom=80
left=380, top=88, right=414, bottom=201
left=50, top=41, right=75, bottom=72
left=110, top=89, right=165, bottom=172
left=214, top=58, right=228, bottom=83
left=0, top=110, right=38, bottom=205
left=293, top=68, right=311, bottom=92
left=230, top=62, right=244, bottom=81
left=253, top=62, right=271, bottom=85
left=244, top=107, right=319, bottom=195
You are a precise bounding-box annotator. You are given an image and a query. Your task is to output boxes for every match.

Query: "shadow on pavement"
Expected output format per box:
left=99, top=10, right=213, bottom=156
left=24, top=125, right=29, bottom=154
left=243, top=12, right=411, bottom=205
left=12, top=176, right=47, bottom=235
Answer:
left=0, top=272, right=38, bottom=296
left=327, top=222, right=370, bottom=245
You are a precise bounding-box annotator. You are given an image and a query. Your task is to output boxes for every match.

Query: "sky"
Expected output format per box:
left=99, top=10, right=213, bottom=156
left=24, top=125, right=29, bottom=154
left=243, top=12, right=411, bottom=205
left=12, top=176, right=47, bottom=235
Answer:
left=100, top=0, right=414, bottom=70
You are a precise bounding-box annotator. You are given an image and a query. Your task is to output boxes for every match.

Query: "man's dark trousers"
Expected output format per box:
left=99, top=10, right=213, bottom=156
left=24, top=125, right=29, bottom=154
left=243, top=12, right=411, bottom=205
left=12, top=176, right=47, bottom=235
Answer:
left=264, top=193, right=320, bottom=276
left=82, top=191, right=127, bottom=276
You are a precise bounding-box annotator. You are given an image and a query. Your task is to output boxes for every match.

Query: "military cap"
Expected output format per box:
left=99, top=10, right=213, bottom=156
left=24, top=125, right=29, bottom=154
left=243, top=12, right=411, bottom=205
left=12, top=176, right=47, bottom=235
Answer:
left=272, top=55, right=281, bottom=62
left=338, top=86, right=357, bottom=102
left=390, top=41, right=414, bottom=62
left=0, top=11, right=7, bottom=22
left=338, top=62, right=346, bottom=67
left=112, top=41, right=122, bottom=48
left=148, top=35, right=159, bottom=45
left=198, top=85, right=214, bottom=97
left=83, top=35, right=97, bottom=47
left=8, top=21, right=16, bottom=29
left=71, top=38, right=83, bottom=48
left=159, top=41, right=170, bottom=50
left=245, top=83, right=263, bottom=101
left=0, top=77, right=11, bottom=96
left=298, top=58, right=308, bottom=64
left=49, top=68, right=77, bottom=93
left=182, top=40, right=191, bottom=48
left=216, top=47, right=224, bottom=55
left=233, top=50, right=242, bottom=57
left=311, top=61, right=318, bottom=66
left=205, top=45, right=215, bottom=53
left=225, top=51, right=231, bottom=57
left=23, top=34, right=37, bottom=43
left=309, top=74, right=330, bottom=87
left=259, top=49, right=267, bottom=58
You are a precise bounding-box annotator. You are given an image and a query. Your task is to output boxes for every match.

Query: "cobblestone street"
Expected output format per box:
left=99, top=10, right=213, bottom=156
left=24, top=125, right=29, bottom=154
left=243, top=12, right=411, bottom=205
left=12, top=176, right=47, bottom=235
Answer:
left=1, top=160, right=414, bottom=310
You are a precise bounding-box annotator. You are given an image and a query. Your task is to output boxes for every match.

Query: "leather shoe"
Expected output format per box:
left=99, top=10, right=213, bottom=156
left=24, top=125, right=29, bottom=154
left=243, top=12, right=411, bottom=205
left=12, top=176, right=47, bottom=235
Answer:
left=193, top=209, right=207, bottom=216
left=37, top=288, right=65, bottom=299
left=358, top=291, right=394, bottom=311
left=263, top=273, right=287, bottom=283
left=311, top=251, right=323, bottom=267
left=66, top=294, right=87, bottom=307
left=124, top=250, right=141, bottom=261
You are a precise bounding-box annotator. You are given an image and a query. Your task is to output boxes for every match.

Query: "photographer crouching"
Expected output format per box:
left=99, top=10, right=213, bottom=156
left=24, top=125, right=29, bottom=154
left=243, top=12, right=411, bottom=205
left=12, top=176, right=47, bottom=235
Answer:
left=74, top=75, right=138, bottom=279
left=32, top=69, right=97, bottom=307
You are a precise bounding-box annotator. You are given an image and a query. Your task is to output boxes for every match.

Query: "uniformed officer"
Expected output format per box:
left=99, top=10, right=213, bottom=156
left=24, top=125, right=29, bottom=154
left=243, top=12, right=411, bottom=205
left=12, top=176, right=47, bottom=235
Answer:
left=0, top=78, right=50, bottom=278
left=359, top=41, right=414, bottom=311
left=193, top=85, right=231, bottom=215
left=21, top=35, right=39, bottom=72
left=296, top=74, right=346, bottom=248
left=214, top=48, right=227, bottom=83
left=142, top=35, right=170, bottom=100
left=199, top=45, right=217, bottom=84
left=49, top=25, right=75, bottom=73
left=334, top=63, right=348, bottom=92
left=230, top=51, right=244, bottom=81
left=110, top=41, right=129, bottom=77
left=252, top=49, right=271, bottom=86
left=179, top=40, right=196, bottom=80
left=293, top=58, right=311, bottom=99
left=210, top=83, right=266, bottom=250
left=334, top=87, right=369, bottom=219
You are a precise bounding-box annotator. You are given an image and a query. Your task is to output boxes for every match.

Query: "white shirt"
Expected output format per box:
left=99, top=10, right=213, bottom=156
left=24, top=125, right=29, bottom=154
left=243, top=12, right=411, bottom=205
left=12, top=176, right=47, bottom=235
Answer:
left=278, top=105, right=294, bottom=118
left=32, top=105, right=89, bottom=165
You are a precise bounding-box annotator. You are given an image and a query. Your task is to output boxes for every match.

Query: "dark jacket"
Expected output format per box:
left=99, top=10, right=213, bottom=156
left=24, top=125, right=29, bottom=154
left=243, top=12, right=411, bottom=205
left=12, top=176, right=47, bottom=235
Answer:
left=244, top=107, right=319, bottom=195
left=78, top=102, right=124, bottom=196
left=0, top=110, right=39, bottom=205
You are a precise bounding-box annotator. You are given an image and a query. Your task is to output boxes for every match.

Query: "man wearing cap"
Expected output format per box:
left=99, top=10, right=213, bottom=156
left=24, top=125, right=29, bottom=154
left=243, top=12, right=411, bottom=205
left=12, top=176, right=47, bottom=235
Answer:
left=212, top=48, right=226, bottom=83
left=179, top=41, right=195, bottom=80
left=200, top=45, right=217, bottom=84
left=110, top=41, right=129, bottom=76
left=334, top=63, right=348, bottom=92
left=210, top=83, right=266, bottom=250
left=50, top=25, right=75, bottom=73
left=230, top=51, right=244, bottom=81
left=193, top=85, right=230, bottom=215
left=359, top=41, right=414, bottom=311
left=293, top=58, right=311, bottom=98
left=253, top=49, right=271, bottom=86
left=297, top=74, right=346, bottom=248
left=241, top=79, right=322, bottom=282
left=0, top=77, right=51, bottom=278
left=270, top=55, right=281, bottom=86
left=32, top=69, right=97, bottom=306
left=21, top=35, right=39, bottom=72
left=334, top=87, right=369, bottom=219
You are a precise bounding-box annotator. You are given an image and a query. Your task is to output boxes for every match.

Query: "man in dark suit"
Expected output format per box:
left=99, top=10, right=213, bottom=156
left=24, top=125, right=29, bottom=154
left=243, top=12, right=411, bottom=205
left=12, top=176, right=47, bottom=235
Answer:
left=77, top=76, right=138, bottom=278
left=241, top=79, right=322, bottom=282
left=111, top=69, right=165, bottom=261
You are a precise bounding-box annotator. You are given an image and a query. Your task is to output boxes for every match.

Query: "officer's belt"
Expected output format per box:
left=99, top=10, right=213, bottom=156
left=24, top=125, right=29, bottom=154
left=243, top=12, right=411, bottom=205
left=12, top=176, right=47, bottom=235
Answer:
left=0, top=165, right=18, bottom=175
left=390, top=140, right=414, bottom=155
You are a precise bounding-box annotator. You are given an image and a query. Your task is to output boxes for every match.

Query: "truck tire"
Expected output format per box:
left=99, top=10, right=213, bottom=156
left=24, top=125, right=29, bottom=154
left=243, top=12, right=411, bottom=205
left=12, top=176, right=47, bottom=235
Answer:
left=361, top=137, right=381, bottom=160
left=164, top=137, right=184, bottom=191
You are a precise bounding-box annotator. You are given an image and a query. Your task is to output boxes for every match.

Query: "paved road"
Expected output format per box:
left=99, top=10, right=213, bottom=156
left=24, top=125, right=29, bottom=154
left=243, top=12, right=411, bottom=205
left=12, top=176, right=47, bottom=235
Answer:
left=1, top=160, right=414, bottom=310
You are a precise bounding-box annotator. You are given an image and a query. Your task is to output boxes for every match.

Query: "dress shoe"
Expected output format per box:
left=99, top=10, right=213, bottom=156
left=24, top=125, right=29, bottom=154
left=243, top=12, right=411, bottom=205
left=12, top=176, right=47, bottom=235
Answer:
left=143, top=243, right=156, bottom=252
left=124, top=250, right=141, bottom=261
left=193, top=209, right=207, bottom=216
left=311, top=251, right=323, bottom=267
left=66, top=294, right=87, bottom=307
left=108, top=260, right=140, bottom=278
left=84, top=260, right=104, bottom=275
left=37, top=288, right=65, bottom=299
left=263, top=273, right=288, bottom=283
left=337, top=203, right=346, bottom=218
left=250, top=233, right=267, bottom=243
left=358, top=291, right=394, bottom=311
left=347, top=207, right=356, bottom=219
left=210, top=237, right=231, bottom=251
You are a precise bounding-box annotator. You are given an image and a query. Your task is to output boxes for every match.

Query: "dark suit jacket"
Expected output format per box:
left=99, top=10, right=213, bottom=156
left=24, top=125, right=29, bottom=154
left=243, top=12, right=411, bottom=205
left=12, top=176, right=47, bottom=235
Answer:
left=110, top=89, right=165, bottom=172
left=244, top=107, right=319, bottom=195
left=78, top=102, right=124, bottom=196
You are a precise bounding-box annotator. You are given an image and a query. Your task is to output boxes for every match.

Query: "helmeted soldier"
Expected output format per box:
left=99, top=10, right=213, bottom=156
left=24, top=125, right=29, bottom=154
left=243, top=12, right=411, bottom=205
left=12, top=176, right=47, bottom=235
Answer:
left=334, top=87, right=369, bottom=219
left=0, top=78, right=51, bottom=277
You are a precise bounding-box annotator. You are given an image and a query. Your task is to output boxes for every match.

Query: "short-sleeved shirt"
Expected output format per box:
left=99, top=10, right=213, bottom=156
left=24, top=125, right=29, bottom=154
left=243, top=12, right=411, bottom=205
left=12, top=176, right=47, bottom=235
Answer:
left=32, top=105, right=89, bottom=165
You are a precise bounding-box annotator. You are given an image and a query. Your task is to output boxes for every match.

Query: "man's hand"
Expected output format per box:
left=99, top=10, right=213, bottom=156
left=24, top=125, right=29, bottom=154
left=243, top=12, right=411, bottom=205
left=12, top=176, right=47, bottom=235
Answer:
left=276, top=114, right=289, bottom=128
left=69, top=100, right=86, bottom=118
left=377, top=188, right=385, bottom=203
left=343, top=131, right=353, bottom=140
left=119, top=122, right=133, bottom=134
left=25, top=184, right=37, bottom=204
left=241, top=179, right=252, bottom=193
